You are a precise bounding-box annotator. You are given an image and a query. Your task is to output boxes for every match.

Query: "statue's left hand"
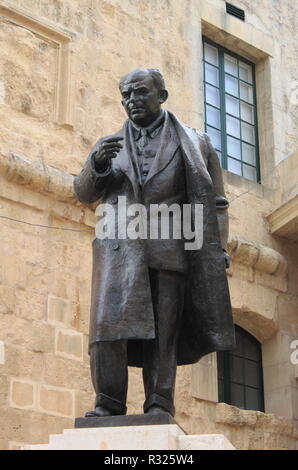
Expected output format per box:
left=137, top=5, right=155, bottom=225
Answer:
left=223, top=250, right=231, bottom=269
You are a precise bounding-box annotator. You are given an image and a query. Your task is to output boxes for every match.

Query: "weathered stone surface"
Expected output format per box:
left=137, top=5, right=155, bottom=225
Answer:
left=10, top=379, right=36, bottom=410
left=38, top=384, right=75, bottom=418
left=24, top=425, right=235, bottom=450
left=0, top=0, right=297, bottom=452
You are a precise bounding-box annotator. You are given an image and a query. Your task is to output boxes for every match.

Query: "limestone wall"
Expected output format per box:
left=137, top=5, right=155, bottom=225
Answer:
left=0, top=0, right=297, bottom=450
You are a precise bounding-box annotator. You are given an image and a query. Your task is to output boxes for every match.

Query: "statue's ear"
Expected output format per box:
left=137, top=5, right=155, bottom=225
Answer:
left=159, top=89, right=168, bottom=104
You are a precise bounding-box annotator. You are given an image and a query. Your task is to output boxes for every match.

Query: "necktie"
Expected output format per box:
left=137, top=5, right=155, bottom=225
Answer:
left=138, top=128, right=149, bottom=149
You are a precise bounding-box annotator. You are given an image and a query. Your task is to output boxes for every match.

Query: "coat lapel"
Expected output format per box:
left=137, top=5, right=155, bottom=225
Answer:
left=144, top=111, right=179, bottom=187
left=115, top=123, right=141, bottom=197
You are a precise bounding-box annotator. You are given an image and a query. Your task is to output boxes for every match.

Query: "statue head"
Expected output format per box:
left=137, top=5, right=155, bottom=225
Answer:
left=119, top=68, right=168, bottom=127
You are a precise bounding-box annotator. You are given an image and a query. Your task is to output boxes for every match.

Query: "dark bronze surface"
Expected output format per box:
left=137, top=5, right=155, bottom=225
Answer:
left=74, top=68, right=235, bottom=418
left=75, top=412, right=179, bottom=429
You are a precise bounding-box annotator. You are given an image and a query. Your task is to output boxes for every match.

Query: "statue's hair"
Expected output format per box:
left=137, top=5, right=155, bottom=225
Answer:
left=119, top=68, right=166, bottom=91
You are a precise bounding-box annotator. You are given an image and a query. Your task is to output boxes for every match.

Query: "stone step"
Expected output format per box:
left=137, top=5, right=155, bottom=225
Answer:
left=23, top=424, right=235, bottom=450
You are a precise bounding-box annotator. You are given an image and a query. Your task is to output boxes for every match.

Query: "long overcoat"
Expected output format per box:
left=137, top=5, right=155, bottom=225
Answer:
left=74, top=111, right=235, bottom=366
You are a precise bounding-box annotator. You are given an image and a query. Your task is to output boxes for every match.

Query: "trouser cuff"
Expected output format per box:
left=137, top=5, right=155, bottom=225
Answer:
left=95, top=393, right=127, bottom=415
left=143, top=393, right=175, bottom=416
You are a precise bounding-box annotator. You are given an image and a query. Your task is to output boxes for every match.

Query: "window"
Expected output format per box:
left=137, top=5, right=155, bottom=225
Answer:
left=217, top=326, right=264, bottom=411
left=203, top=37, right=260, bottom=183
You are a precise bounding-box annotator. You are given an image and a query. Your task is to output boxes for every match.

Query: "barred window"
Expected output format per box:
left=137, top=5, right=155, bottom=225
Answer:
left=217, top=326, right=265, bottom=411
left=203, top=37, right=260, bottom=183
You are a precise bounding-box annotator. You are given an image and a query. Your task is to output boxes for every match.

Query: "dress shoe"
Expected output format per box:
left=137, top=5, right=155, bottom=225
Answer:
left=85, top=406, right=112, bottom=417
left=146, top=405, right=169, bottom=415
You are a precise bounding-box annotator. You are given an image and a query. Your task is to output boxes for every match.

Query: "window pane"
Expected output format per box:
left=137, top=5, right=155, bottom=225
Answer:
left=230, top=356, right=244, bottom=384
left=240, top=82, right=254, bottom=104
left=243, top=335, right=259, bottom=361
left=207, top=126, right=221, bottom=149
left=206, top=104, right=221, bottom=128
left=225, top=74, right=239, bottom=97
left=233, top=333, right=244, bottom=357
left=246, top=387, right=260, bottom=411
left=227, top=136, right=241, bottom=159
left=226, top=115, right=240, bottom=138
left=227, top=157, right=242, bottom=176
left=230, top=383, right=245, bottom=408
left=240, top=102, right=254, bottom=124
left=225, top=94, right=240, bottom=117
left=245, top=360, right=259, bottom=388
left=205, top=84, right=220, bottom=107
left=224, top=54, right=238, bottom=76
left=218, top=378, right=225, bottom=402
left=216, top=150, right=222, bottom=166
left=241, top=122, right=255, bottom=145
left=242, top=143, right=256, bottom=165
left=243, top=164, right=257, bottom=182
left=239, top=61, right=253, bottom=83
left=205, top=63, right=219, bottom=86
left=204, top=43, right=219, bottom=66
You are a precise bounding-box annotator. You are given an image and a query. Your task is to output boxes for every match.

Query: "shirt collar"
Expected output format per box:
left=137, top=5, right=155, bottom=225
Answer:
left=131, top=110, right=165, bottom=140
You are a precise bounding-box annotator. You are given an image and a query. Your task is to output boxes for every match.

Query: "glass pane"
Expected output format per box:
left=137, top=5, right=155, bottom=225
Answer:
left=227, top=136, right=241, bottom=159
left=243, top=335, right=259, bottom=361
left=239, top=61, right=253, bottom=83
left=206, top=105, right=221, bottom=129
left=205, top=84, right=220, bottom=107
left=217, top=352, right=225, bottom=380
left=246, top=387, right=261, bottom=411
left=226, top=115, right=240, bottom=138
left=207, top=126, right=221, bottom=149
left=218, top=378, right=225, bottom=403
left=243, top=164, right=257, bottom=182
left=225, top=94, right=240, bottom=117
left=225, top=74, right=239, bottom=97
left=245, top=360, right=259, bottom=388
left=230, top=356, right=244, bottom=384
left=204, top=43, right=219, bottom=66
left=228, top=157, right=242, bottom=176
left=216, top=150, right=222, bottom=166
left=242, top=143, right=256, bottom=165
left=233, top=332, right=244, bottom=357
left=241, top=122, right=255, bottom=145
left=224, top=54, right=238, bottom=76
left=205, top=63, right=219, bottom=86
left=240, top=82, right=254, bottom=104
left=241, top=102, right=254, bottom=124
left=230, top=383, right=245, bottom=408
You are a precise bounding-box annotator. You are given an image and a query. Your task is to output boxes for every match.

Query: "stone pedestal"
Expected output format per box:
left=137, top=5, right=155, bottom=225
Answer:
left=23, top=415, right=235, bottom=450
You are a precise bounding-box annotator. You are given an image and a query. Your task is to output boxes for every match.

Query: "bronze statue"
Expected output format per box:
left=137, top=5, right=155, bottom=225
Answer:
left=74, top=68, right=235, bottom=418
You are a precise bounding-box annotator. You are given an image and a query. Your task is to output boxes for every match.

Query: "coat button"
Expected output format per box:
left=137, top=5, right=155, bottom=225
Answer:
left=112, top=243, right=120, bottom=251
left=111, top=197, right=118, bottom=204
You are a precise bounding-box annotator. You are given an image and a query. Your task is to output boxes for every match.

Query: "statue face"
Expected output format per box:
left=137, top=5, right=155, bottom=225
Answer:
left=120, top=71, right=167, bottom=127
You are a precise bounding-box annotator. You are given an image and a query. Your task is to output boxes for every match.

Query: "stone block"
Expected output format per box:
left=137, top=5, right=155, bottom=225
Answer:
left=23, top=424, right=236, bottom=450
left=191, top=352, right=218, bottom=402
left=55, top=328, right=83, bottom=361
left=38, top=384, right=75, bottom=418
left=178, top=434, right=235, bottom=450
left=0, top=285, right=15, bottom=315
left=0, top=341, right=5, bottom=365
left=10, top=378, right=36, bottom=410
left=47, top=295, right=74, bottom=328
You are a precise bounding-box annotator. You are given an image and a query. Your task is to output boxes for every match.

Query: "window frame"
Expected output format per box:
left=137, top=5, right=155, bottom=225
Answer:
left=203, top=36, right=261, bottom=183
left=217, top=325, right=265, bottom=412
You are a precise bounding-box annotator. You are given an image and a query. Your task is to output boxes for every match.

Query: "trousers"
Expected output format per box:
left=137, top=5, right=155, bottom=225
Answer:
left=89, top=268, right=186, bottom=416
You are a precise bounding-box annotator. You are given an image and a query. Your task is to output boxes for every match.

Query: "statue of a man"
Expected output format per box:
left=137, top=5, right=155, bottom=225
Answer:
left=74, top=68, right=235, bottom=418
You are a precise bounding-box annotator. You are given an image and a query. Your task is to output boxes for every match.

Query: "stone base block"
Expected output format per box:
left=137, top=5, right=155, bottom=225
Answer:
left=23, top=424, right=235, bottom=450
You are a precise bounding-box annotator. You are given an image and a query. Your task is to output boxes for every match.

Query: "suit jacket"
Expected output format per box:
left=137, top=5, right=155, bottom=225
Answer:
left=74, top=110, right=235, bottom=366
